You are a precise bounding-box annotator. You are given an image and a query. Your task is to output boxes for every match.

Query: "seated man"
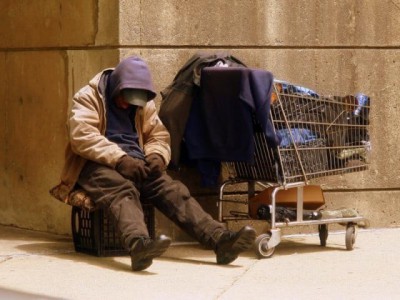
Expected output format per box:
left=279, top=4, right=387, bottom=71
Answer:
left=52, top=56, right=256, bottom=271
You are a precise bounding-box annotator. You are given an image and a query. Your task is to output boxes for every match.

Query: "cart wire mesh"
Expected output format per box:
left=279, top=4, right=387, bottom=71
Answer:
left=225, top=81, right=371, bottom=184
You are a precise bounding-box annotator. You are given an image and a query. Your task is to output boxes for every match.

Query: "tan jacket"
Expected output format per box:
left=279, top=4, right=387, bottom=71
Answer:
left=50, top=70, right=171, bottom=203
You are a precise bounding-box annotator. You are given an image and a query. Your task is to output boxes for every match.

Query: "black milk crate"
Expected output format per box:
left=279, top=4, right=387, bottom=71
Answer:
left=71, top=203, right=155, bottom=257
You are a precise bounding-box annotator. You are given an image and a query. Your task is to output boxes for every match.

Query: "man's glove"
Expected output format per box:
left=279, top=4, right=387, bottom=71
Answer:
left=115, top=155, right=150, bottom=183
left=145, top=153, right=166, bottom=176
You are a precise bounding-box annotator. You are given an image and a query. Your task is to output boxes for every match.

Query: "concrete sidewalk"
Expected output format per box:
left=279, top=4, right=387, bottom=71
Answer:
left=0, top=224, right=399, bottom=300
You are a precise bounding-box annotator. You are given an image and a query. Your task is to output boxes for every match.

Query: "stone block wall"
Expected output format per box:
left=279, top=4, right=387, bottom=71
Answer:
left=0, top=0, right=399, bottom=238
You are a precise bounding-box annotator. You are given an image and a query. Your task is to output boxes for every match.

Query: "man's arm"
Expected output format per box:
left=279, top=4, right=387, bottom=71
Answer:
left=68, top=86, right=126, bottom=168
left=141, top=100, right=171, bottom=166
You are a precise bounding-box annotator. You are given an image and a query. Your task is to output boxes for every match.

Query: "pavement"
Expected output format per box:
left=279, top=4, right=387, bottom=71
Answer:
left=1, top=224, right=400, bottom=300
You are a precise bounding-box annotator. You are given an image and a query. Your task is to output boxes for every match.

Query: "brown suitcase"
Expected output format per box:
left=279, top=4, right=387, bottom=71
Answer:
left=248, top=185, right=325, bottom=219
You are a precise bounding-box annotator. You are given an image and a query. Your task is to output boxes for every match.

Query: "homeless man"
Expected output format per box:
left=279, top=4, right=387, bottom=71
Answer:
left=51, top=56, right=256, bottom=271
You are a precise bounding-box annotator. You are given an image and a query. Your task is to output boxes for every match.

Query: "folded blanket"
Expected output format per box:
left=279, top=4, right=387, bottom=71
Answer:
left=276, top=128, right=317, bottom=147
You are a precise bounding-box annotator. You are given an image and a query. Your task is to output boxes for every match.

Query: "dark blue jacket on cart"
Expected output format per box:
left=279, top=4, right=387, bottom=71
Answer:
left=185, top=67, right=279, bottom=164
left=159, top=52, right=247, bottom=168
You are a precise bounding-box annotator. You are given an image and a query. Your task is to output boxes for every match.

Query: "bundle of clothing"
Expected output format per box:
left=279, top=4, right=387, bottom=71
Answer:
left=271, top=80, right=370, bottom=174
left=159, top=52, right=279, bottom=187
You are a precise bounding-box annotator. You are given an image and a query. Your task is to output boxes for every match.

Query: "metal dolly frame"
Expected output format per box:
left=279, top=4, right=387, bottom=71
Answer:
left=219, top=180, right=366, bottom=258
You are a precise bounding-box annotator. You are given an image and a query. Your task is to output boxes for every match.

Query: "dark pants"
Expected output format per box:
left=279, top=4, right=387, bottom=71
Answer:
left=77, top=161, right=225, bottom=250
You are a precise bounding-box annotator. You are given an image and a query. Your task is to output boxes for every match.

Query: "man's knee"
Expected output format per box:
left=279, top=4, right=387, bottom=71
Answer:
left=161, top=173, right=191, bottom=198
left=79, top=162, right=140, bottom=208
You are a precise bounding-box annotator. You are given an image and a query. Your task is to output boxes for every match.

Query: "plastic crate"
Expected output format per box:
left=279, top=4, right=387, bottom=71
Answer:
left=71, top=203, right=155, bottom=257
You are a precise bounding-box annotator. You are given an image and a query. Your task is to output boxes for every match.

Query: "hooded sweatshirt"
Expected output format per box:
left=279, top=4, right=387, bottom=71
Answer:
left=107, top=56, right=157, bottom=101
left=103, top=57, right=157, bottom=160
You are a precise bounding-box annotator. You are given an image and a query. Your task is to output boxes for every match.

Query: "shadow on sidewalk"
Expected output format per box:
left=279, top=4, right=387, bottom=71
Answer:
left=273, top=237, right=352, bottom=256
left=8, top=223, right=351, bottom=274
left=15, top=241, right=239, bottom=273
left=0, top=286, right=64, bottom=300
left=15, top=241, right=134, bottom=272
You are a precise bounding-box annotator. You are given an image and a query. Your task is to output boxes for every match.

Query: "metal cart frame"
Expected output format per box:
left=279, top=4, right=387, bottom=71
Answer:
left=218, top=82, right=370, bottom=258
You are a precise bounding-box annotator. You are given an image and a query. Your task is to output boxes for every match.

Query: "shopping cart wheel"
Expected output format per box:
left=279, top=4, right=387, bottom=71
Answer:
left=345, top=224, right=356, bottom=250
left=254, top=233, right=275, bottom=259
left=318, top=224, right=328, bottom=247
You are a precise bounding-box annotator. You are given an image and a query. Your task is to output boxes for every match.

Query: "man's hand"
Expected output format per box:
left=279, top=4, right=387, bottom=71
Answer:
left=115, top=155, right=150, bottom=183
left=145, top=153, right=166, bottom=176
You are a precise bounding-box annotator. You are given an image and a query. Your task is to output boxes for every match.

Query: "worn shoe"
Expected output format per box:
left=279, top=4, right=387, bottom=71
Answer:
left=215, top=226, right=256, bottom=265
left=130, top=235, right=171, bottom=271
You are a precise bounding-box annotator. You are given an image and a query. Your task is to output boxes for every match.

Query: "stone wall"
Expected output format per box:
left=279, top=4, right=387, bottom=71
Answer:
left=0, top=0, right=399, bottom=238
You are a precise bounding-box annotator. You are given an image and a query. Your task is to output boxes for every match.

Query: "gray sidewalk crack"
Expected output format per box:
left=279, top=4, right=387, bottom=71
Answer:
left=214, top=259, right=258, bottom=300
left=0, top=256, right=12, bottom=263
left=0, top=249, right=75, bottom=261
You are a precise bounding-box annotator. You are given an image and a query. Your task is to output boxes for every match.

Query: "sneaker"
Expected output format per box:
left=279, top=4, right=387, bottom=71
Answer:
left=215, top=226, right=256, bottom=265
left=130, top=235, right=171, bottom=271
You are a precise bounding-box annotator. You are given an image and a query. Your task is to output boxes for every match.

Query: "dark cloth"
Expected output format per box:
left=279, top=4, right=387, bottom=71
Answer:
left=159, top=52, right=247, bottom=168
left=103, top=57, right=157, bottom=161
left=105, top=97, right=144, bottom=160
left=77, top=161, right=226, bottom=249
left=185, top=67, right=279, bottom=163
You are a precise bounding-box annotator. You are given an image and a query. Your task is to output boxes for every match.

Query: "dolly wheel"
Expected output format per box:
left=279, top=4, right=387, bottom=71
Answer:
left=254, top=233, right=275, bottom=259
left=318, top=224, right=328, bottom=247
left=345, top=224, right=356, bottom=250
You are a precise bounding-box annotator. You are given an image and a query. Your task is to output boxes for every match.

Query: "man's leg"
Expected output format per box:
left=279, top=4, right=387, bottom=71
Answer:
left=140, top=172, right=225, bottom=247
left=77, top=161, right=171, bottom=271
left=141, top=172, right=256, bottom=264
left=77, top=161, right=149, bottom=247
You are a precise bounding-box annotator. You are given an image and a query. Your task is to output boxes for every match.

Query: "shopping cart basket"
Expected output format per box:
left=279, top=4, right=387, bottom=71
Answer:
left=219, top=81, right=370, bottom=258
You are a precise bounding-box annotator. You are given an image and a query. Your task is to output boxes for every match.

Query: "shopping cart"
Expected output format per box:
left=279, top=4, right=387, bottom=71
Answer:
left=218, top=80, right=370, bottom=258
